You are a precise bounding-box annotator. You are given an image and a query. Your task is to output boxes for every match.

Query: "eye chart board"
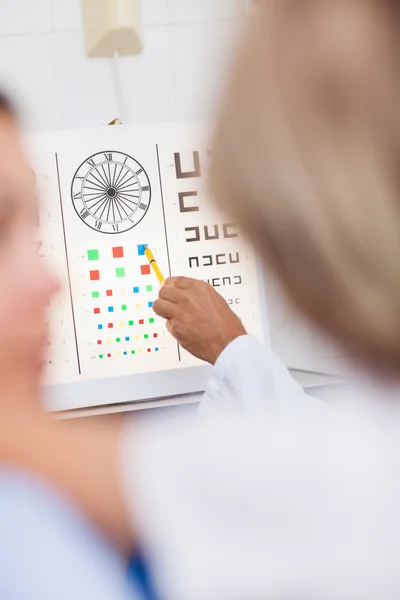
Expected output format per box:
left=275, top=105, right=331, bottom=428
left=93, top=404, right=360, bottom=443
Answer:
left=26, top=123, right=267, bottom=411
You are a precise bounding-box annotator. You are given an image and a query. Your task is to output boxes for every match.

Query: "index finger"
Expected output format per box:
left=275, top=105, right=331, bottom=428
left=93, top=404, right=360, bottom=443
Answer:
left=163, top=276, right=193, bottom=290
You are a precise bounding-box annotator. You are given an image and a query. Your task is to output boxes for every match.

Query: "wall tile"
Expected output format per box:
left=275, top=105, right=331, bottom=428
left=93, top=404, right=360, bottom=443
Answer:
left=0, top=34, right=60, bottom=130
left=0, top=0, right=53, bottom=36
left=118, top=26, right=177, bottom=124
left=54, top=31, right=117, bottom=128
left=167, top=0, right=238, bottom=23
left=52, top=0, right=82, bottom=32
left=170, top=21, right=238, bottom=121
left=142, top=0, right=168, bottom=26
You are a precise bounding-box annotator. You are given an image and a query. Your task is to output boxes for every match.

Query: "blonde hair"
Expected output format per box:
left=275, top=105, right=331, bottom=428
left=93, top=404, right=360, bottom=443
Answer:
left=210, top=0, right=400, bottom=375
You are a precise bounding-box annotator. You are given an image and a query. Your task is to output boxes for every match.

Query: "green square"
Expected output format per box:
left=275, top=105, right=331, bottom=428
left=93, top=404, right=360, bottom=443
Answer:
left=99, top=354, right=103, bottom=359
left=87, top=249, right=99, bottom=261
left=115, top=267, right=125, bottom=278
left=144, top=334, right=149, bottom=339
left=92, top=291, right=100, bottom=298
left=116, top=338, right=121, bottom=343
left=149, top=318, right=154, bottom=324
left=128, top=320, right=134, bottom=326
left=121, top=304, right=127, bottom=311
left=146, top=285, right=153, bottom=292
left=131, top=350, right=135, bottom=355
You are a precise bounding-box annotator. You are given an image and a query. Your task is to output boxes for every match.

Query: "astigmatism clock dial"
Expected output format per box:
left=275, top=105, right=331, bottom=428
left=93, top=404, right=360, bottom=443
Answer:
left=71, top=151, right=151, bottom=234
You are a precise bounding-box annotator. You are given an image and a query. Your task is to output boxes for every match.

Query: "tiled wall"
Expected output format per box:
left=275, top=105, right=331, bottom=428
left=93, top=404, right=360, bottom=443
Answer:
left=0, top=0, right=245, bottom=131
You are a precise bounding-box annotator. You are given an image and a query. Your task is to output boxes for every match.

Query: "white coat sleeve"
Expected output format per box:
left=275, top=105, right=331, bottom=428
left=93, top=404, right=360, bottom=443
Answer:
left=199, top=334, right=325, bottom=418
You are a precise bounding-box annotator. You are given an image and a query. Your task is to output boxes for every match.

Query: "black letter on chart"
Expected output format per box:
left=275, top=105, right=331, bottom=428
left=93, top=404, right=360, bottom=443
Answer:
left=179, top=191, right=199, bottom=213
left=203, top=255, right=213, bottom=267
left=223, top=277, right=232, bottom=286
left=234, top=275, right=242, bottom=285
left=189, top=256, right=200, bottom=268
left=185, top=226, right=200, bottom=242
left=212, top=278, right=220, bottom=287
left=216, top=254, right=226, bottom=265
left=204, top=224, right=219, bottom=240
left=174, top=151, right=201, bottom=179
left=229, top=252, right=240, bottom=264
left=223, top=223, right=238, bottom=239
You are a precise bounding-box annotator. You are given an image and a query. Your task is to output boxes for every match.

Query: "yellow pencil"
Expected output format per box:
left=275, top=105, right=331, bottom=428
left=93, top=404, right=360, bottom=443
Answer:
left=144, top=247, right=165, bottom=284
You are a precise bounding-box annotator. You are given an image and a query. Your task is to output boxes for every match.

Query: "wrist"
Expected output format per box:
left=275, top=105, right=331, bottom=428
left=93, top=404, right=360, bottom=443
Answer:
left=208, top=326, right=247, bottom=365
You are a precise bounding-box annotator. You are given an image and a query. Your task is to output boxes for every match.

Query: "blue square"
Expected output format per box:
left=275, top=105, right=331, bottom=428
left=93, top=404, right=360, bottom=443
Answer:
left=108, top=306, right=114, bottom=313
left=137, top=244, right=148, bottom=256
left=155, top=348, right=159, bottom=352
left=133, top=287, right=139, bottom=294
left=98, top=324, right=103, bottom=330
left=124, top=351, right=127, bottom=356
left=148, top=301, right=153, bottom=308
left=125, top=336, right=130, bottom=341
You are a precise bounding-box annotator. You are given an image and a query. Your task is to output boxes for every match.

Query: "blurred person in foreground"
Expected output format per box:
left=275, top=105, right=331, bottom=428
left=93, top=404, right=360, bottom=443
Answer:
left=3, top=1, right=400, bottom=599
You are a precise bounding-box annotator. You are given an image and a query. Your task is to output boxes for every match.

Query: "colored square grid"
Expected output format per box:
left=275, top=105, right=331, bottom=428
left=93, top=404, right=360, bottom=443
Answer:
left=124, top=351, right=127, bottom=356
left=137, top=244, right=148, bottom=256
left=149, top=318, right=154, bottom=324
left=99, top=354, right=103, bottom=358
left=155, top=348, right=159, bottom=352
left=141, top=264, right=151, bottom=276
left=108, top=323, right=113, bottom=329
left=144, top=334, right=149, bottom=339
left=87, top=249, right=99, bottom=261
left=131, top=350, right=135, bottom=355
left=139, top=319, right=144, bottom=325
left=94, top=308, right=100, bottom=315
left=121, top=304, right=127, bottom=311
left=146, top=285, right=153, bottom=292
left=115, top=267, right=125, bottom=278
left=106, top=290, right=113, bottom=297
left=128, top=320, right=134, bottom=326
left=98, top=324, right=103, bottom=330
left=97, top=340, right=102, bottom=345
left=125, top=337, right=130, bottom=341
left=107, top=353, right=111, bottom=358
left=113, top=246, right=124, bottom=259
left=147, top=348, right=151, bottom=353
left=148, top=302, right=153, bottom=308
left=153, top=333, right=158, bottom=338
left=92, top=291, right=100, bottom=298
left=108, top=306, right=114, bottom=313
left=133, top=287, right=139, bottom=294
left=116, top=338, right=121, bottom=343
left=90, top=270, right=100, bottom=281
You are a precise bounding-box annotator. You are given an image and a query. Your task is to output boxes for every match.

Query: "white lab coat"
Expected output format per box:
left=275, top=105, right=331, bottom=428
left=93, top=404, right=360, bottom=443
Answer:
left=121, top=335, right=400, bottom=600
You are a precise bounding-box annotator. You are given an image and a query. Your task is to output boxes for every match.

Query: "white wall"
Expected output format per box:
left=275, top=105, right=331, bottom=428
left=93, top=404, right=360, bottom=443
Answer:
left=0, top=0, right=241, bottom=131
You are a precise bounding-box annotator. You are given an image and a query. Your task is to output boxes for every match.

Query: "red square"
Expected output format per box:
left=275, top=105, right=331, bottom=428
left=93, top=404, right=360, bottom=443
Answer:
left=94, top=308, right=100, bottom=314
left=107, top=353, right=111, bottom=358
left=97, top=340, right=102, bottom=345
left=106, top=290, right=113, bottom=297
left=141, top=264, right=151, bottom=276
left=90, top=270, right=100, bottom=281
left=147, top=348, right=151, bottom=353
left=113, top=246, right=124, bottom=259
left=139, top=319, right=144, bottom=325
left=108, top=323, right=113, bottom=329
left=153, top=333, right=158, bottom=338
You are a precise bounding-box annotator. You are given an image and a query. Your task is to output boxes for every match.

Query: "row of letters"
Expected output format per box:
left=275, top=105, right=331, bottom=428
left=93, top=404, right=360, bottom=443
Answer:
left=189, top=252, right=239, bottom=268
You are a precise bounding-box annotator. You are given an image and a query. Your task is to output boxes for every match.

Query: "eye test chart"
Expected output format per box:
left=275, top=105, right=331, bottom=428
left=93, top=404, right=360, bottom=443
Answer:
left=26, top=123, right=267, bottom=411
